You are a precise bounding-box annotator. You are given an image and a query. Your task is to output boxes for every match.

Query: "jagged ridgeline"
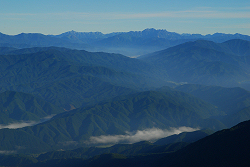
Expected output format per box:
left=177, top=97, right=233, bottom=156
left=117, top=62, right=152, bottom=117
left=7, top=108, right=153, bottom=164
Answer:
left=1, top=28, right=250, bottom=56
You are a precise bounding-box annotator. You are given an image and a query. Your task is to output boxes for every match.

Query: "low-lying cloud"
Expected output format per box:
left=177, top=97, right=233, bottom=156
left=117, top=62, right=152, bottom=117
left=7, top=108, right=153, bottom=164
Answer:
left=86, top=127, right=199, bottom=145
left=0, top=114, right=55, bottom=129
left=0, top=146, right=26, bottom=154
left=0, top=150, right=17, bottom=154
left=0, top=121, right=37, bottom=129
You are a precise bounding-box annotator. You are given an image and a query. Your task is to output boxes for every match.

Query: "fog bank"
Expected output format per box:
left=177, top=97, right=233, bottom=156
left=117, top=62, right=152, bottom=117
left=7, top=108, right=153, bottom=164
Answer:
left=87, top=127, right=199, bottom=145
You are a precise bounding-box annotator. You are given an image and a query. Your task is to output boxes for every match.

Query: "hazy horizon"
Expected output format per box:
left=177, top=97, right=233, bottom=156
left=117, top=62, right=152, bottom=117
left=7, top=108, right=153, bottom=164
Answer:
left=1, top=0, right=249, bottom=35
left=1, top=28, right=249, bottom=36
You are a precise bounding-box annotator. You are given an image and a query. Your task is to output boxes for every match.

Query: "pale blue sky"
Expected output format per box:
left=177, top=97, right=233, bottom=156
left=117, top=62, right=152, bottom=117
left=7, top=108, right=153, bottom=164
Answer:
left=0, top=0, right=250, bottom=35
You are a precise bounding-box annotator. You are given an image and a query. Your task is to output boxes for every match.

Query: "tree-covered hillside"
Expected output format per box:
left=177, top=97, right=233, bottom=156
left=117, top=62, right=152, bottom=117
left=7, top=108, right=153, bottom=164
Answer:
left=0, top=91, right=64, bottom=124
left=0, top=89, right=225, bottom=153
left=139, top=39, right=250, bottom=87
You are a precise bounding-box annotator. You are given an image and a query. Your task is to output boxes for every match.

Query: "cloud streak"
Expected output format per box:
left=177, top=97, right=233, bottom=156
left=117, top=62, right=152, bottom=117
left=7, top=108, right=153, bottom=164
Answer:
left=86, top=127, right=199, bottom=145
left=0, top=121, right=37, bottom=129
left=0, top=150, right=17, bottom=154
left=0, top=115, right=55, bottom=129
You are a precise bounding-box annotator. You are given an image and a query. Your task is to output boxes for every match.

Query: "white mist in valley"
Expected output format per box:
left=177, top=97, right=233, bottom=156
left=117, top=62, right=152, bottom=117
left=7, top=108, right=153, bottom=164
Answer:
left=87, top=127, right=199, bottom=145
left=0, top=150, right=17, bottom=154
left=0, top=114, right=55, bottom=129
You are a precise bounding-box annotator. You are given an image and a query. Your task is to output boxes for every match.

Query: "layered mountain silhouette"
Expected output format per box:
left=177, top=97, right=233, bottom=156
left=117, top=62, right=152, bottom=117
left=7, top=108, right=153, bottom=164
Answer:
left=175, top=84, right=250, bottom=127
left=1, top=28, right=250, bottom=56
left=1, top=29, right=250, bottom=166
left=0, top=89, right=226, bottom=153
left=0, top=120, right=249, bottom=167
left=139, top=39, right=250, bottom=87
left=0, top=47, right=160, bottom=109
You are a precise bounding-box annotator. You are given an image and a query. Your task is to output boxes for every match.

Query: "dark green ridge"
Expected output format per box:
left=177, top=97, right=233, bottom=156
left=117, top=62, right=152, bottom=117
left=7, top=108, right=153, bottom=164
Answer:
left=0, top=48, right=161, bottom=108
left=0, top=91, right=64, bottom=124
left=0, top=89, right=225, bottom=154
left=21, top=119, right=250, bottom=167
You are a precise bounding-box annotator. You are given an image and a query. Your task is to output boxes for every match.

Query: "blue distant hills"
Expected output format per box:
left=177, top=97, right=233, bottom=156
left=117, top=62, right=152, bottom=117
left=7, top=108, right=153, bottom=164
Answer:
left=1, top=28, right=250, bottom=56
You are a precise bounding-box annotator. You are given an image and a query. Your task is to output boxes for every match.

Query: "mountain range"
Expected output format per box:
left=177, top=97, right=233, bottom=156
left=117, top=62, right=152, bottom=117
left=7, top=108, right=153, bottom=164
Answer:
left=1, top=29, right=250, bottom=166
left=34, top=128, right=213, bottom=162
left=0, top=119, right=249, bottom=167
left=139, top=39, right=250, bottom=87
left=0, top=47, right=153, bottom=109
left=0, top=89, right=226, bottom=153
left=1, top=28, right=250, bottom=56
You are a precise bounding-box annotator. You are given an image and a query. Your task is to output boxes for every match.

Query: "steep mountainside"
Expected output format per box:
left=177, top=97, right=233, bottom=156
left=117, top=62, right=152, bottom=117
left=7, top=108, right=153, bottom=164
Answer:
left=139, top=39, right=250, bottom=87
left=159, top=119, right=250, bottom=167
left=28, top=119, right=250, bottom=167
left=0, top=47, right=165, bottom=108
left=220, top=106, right=250, bottom=127
left=175, top=84, right=250, bottom=114
left=222, top=39, right=250, bottom=56
left=175, top=84, right=250, bottom=127
left=0, top=89, right=225, bottom=153
left=0, top=91, right=64, bottom=124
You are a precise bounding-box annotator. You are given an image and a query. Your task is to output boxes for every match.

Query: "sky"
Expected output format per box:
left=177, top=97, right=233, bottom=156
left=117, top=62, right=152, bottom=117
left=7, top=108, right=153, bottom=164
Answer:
left=0, top=0, right=250, bottom=35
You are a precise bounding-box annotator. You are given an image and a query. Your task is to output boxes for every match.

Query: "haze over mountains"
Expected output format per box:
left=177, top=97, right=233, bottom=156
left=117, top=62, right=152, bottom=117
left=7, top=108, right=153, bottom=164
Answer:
left=0, top=28, right=250, bottom=166
left=1, top=120, right=249, bottom=167
left=139, top=39, right=250, bottom=87
left=1, top=28, right=250, bottom=57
